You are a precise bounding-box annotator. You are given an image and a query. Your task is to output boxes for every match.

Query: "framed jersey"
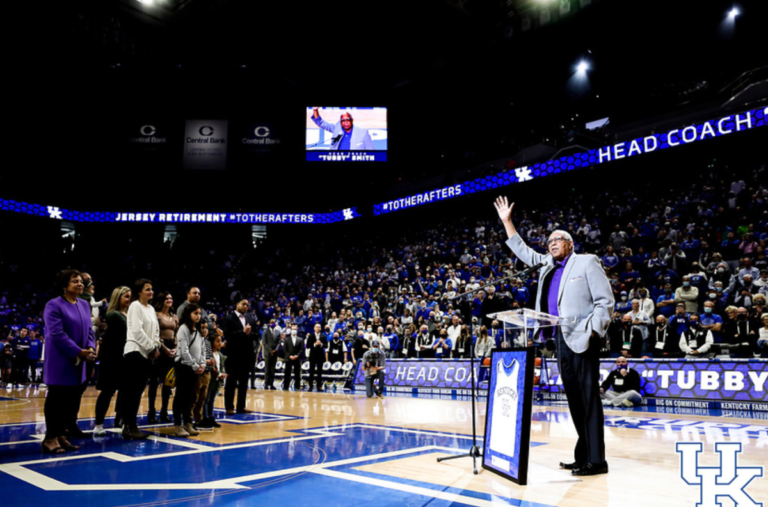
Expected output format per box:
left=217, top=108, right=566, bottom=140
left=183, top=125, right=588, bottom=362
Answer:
left=482, top=348, right=534, bottom=485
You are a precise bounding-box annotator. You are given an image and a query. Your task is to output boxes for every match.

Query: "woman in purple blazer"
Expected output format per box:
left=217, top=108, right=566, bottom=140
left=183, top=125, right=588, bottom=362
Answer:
left=41, top=270, right=97, bottom=454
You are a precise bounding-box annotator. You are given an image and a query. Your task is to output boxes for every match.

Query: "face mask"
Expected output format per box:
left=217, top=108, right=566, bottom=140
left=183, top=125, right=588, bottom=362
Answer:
left=640, top=293, right=647, bottom=298
left=621, top=296, right=627, bottom=301
left=716, top=287, right=723, bottom=292
left=738, top=314, right=747, bottom=320
left=618, top=363, right=628, bottom=370
left=718, top=268, right=725, bottom=274
left=709, top=293, right=717, bottom=299
left=422, top=330, right=428, bottom=335
left=683, top=282, right=690, bottom=287
left=665, top=288, right=671, bottom=293
left=690, top=321, right=699, bottom=328
left=291, top=330, right=297, bottom=336
left=270, top=323, right=276, bottom=328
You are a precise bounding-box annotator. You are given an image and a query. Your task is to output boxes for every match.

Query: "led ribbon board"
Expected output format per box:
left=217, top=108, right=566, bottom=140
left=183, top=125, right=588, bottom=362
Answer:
left=0, top=200, right=360, bottom=224
left=373, top=107, right=767, bottom=215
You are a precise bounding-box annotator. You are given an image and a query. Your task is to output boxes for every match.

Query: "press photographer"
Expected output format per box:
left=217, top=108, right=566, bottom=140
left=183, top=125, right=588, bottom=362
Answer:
left=362, top=339, right=386, bottom=399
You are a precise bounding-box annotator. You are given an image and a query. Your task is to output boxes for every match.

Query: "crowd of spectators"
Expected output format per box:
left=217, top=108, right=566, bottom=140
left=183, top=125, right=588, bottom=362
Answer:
left=2, top=163, right=768, bottom=396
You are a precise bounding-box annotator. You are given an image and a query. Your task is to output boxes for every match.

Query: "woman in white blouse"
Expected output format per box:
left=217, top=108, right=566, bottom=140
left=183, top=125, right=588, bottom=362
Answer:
left=122, top=278, right=160, bottom=440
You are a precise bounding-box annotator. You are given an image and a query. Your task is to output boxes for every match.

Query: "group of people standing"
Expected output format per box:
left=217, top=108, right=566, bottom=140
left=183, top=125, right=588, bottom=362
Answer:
left=40, top=272, right=245, bottom=452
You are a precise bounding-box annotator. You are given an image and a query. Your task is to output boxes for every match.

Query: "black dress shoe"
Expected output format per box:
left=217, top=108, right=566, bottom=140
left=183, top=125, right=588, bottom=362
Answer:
left=571, top=462, right=609, bottom=476
left=159, top=413, right=172, bottom=424
left=560, top=461, right=585, bottom=471
left=147, top=415, right=160, bottom=425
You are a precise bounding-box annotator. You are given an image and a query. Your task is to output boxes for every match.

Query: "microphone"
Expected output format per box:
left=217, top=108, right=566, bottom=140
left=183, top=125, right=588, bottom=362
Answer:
left=516, top=258, right=549, bottom=278
left=331, top=134, right=343, bottom=145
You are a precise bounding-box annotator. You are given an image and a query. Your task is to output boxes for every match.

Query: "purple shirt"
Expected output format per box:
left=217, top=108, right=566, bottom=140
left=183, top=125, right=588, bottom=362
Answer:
left=545, top=253, right=573, bottom=319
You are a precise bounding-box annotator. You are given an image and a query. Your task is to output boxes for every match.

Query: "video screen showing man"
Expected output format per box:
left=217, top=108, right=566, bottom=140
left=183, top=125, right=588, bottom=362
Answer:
left=310, top=107, right=373, bottom=151
left=306, top=107, right=387, bottom=153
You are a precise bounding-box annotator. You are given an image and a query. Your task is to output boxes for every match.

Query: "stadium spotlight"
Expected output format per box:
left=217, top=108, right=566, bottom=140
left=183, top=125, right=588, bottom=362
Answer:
left=576, top=60, right=589, bottom=73
left=728, top=7, right=739, bottom=18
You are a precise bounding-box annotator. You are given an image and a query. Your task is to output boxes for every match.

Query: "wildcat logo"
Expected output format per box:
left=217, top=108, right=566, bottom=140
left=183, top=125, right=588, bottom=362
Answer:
left=677, top=442, right=763, bottom=507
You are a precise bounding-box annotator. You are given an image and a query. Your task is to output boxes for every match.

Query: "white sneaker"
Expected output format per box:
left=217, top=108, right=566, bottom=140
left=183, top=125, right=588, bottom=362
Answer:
left=621, top=399, right=635, bottom=408
left=93, top=425, right=108, bottom=437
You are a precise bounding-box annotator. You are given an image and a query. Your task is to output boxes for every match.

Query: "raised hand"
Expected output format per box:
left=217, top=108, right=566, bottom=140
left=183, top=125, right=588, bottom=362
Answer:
left=494, top=196, right=518, bottom=239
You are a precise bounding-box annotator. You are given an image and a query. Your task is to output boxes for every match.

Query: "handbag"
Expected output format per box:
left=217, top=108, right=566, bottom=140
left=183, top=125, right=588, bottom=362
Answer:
left=164, top=367, right=176, bottom=388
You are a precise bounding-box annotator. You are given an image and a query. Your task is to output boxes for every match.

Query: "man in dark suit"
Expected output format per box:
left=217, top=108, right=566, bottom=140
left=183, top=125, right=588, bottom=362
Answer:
left=496, top=196, right=614, bottom=477
left=222, top=300, right=257, bottom=414
left=608, top=314, right=644, bottom=358
left=283, top=323, right=304, bottom=390
left=261, top=321, right=279, bottom=390
left=306, top=323, right=327, bottom=391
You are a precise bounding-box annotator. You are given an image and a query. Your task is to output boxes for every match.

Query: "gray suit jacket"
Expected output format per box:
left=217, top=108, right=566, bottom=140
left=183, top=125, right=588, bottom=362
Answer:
left=261, top=328, right=278, bottom=355
left=506, top=235, right=614, bottom=353
left=312, top=116, right=374, bottom=150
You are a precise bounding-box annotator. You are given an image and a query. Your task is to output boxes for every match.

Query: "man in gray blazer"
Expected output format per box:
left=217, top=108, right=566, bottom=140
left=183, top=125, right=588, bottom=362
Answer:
left=261, top=322, right=279, bottom=390
left=311, top=108, right=374, bottom=151
left=495, top=196, right=614, bottom=476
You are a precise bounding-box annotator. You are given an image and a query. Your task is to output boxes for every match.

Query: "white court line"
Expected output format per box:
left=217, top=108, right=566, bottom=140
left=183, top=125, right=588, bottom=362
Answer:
left=313, top=468, right=498, bottom=507
left=0, top=444, right=444, bottom=491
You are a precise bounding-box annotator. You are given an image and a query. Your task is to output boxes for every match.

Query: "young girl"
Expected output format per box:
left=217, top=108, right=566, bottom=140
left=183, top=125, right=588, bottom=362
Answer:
left=174, top=304, right=205, bottom=438
left=201, top=334, right=227, bottom=429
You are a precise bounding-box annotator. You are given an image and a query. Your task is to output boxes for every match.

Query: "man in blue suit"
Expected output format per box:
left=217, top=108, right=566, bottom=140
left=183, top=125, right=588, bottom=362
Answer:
left=311, top=108, right=374, bottom=151
left=495, top=196, right=614, bottom=476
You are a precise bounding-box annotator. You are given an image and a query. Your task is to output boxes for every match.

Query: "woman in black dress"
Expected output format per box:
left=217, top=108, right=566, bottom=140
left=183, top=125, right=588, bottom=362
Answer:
left=93, top=286, right=131, bottom=436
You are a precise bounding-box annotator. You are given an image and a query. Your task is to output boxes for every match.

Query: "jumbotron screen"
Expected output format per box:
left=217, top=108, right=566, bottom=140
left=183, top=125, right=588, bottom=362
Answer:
left=305, top=107, right=388, bottom=162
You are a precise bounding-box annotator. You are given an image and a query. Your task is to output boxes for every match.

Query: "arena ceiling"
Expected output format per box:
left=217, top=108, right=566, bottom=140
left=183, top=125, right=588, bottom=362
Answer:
left=2, top=0, right=766, bottom=212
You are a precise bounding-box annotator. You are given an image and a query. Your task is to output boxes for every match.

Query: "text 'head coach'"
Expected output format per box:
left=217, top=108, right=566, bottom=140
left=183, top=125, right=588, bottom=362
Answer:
left=494, top=196, right=614, bottom=476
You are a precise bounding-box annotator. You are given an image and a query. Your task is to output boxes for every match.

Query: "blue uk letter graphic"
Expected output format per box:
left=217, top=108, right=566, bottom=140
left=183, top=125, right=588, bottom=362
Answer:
left=677, top=442, right=763, bottom=507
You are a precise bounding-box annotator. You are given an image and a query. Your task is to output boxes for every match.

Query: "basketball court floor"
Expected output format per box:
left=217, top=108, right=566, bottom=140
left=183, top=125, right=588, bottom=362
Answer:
left=1, top=385, right=766, bottom=507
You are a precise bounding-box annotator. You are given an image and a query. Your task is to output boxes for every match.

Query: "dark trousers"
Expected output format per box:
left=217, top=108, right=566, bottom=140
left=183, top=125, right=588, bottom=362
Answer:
left=27, top=359, right=40, bottom=382
left=45, top=384, right=84, bottom=439
left=13, top=357, right=28, bottom=383
left=147, top=359, right=173, bottom=417
left=283, top=359, right=302, bottom=390
left=248, top=360, right=258, bottom=387
left=204, top=378, right=221, bottom=420
left=308, top=359, right=323, bottom=390
left=95, top=385, right=125, bottom=426
left=264, top=354, right=277, bottom=388
left=173, top=364, right=198, bottom=426
left=365, top=371, right=384, bottom=397
left=225, top=367, right=250, bottom=411
left=556, top=327, right=606, bottom=465
left=123, top=351, right=152, bottom=428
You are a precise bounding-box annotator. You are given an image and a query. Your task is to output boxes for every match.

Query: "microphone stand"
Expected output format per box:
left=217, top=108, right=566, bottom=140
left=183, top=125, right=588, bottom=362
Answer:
left=437, top=264, right=542, bottom=473
left=436, top=327, right=482, bottom=474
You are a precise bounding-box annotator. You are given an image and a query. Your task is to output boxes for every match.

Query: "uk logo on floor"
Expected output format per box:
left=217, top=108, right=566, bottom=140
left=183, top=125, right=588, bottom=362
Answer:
left=677, top=442, right=763, bottom=507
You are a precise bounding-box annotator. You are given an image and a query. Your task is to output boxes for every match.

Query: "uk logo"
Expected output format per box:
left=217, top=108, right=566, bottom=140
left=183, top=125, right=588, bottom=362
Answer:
left=342, top=208, right=354, bottom=220
left=514, top=166, right=533, bottom=182
left=677, top=442, right=763, bottom=507
left=47, top=206, right=62, bottom=219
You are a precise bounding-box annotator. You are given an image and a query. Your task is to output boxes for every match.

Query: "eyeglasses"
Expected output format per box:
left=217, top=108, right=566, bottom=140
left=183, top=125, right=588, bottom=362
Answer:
left=547, top=236, right=568, bottom=246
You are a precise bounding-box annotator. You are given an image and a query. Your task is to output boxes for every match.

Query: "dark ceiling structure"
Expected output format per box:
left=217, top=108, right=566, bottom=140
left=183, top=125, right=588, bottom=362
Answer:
left=4, top=0, right=767, bottom=212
